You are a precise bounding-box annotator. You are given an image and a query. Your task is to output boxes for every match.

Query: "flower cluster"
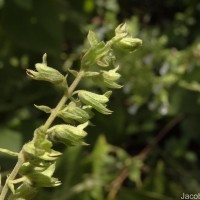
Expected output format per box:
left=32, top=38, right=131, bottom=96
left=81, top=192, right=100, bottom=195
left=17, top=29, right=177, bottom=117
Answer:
left=0, top=23, right=142, bottom=200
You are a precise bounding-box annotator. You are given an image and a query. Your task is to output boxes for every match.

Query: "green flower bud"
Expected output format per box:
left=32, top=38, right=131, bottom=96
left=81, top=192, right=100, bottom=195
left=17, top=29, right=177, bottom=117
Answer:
left=99, top=66, right=122, bottom=88
left=9, top=183, right=38, bottom=200
left=47, top=122, right=89, bottom=146
left=23, top=128, right=62, bottom=164
left=78, top=90, right=112, bottom=114
left=26, top=54, right=66, bottom=87
left=23, top=141, right=62, bottom=164
left=19, top=162, right=61, bottom=187
left=81, top=42, right=110, bottom=69
left=114, top=37, right=142, bottom=52
left=58, top=102, right=93, bottom=124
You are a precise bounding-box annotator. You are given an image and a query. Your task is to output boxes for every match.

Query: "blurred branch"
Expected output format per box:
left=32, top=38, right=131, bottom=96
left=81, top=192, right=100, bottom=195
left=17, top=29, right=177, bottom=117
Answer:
left=138, top=114, right=184, bottom=160
left=106, top=167, right=128, bottom=200
left=106, top=114, right=184, bottom=200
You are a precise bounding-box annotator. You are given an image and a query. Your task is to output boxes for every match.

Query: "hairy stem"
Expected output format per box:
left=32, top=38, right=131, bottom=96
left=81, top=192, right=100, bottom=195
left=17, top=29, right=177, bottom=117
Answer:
left=0, top=70, right=85, bottom=200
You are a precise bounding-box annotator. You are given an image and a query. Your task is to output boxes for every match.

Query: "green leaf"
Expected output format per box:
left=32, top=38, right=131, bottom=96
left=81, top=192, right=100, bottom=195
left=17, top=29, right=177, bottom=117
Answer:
left=34, top=104, right=51, bottom=113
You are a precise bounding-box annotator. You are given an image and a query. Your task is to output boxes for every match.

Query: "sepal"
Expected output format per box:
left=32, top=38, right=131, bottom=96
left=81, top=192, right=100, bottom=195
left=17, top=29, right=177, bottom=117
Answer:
left=115, top=23, right=128, bottom=37
left=19, top=162, right=61, bottom=187
left=113, top=37, right=142, bottom=52
left=8, top=182, right=38, bottom=200
left=26, top=54, right=67, bottom=88
left=78, top=90, right=112, bottom=114
left=81, top=42, right=110, bottom=69
left=99, top=66, right=122, bottom=88
left=47, top=122, right=89, bottom=146
left=87, top=30, right=99, bottom=46
left=58, top=102, right=93, bottom=124
left=23, top=141, right=62, bottom=163
left=68, top=69, right=78, bottom=77
left=84, top=71, right=100, bottom=77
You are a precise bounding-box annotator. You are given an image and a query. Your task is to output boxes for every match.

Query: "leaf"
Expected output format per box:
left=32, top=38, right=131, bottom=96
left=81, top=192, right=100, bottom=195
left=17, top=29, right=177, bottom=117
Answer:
left=34, top=104, right=51, bottom=113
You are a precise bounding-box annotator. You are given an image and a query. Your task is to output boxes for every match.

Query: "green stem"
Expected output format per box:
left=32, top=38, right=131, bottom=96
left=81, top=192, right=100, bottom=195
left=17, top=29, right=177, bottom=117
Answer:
left=42, top=70, right=85, bottom=131
left=0, top=152, right=25, bottom=200
left=0, top=70, right=85, bottom=200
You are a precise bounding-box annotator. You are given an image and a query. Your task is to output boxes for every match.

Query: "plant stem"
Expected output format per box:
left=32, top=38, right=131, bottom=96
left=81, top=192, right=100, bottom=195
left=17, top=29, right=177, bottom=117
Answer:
left=0, top=70, right=85, bottom=200
left=43, top=70, right=85, bottom=131
left=0, top=152, right=25, bottom=200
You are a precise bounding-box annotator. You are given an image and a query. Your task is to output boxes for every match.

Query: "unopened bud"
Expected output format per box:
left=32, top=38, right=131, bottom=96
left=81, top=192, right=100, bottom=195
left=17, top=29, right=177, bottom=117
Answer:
left=58, top=102, right=93, bottom=123
left=19, top=162, right=61, bottom=187
left=116, top=38, right=142, bottom=52
left=78, top=90, right=112, bottom=114
left=100, top=67, right=122, bottom=88
left=47, top=122, right=89, bottom=146
left=26, top=54, right=66, bottom=87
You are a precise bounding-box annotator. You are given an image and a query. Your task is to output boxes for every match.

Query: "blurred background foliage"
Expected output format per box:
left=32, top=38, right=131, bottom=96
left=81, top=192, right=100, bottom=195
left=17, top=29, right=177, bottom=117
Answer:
left=0, top=0, right=200, bottom=199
